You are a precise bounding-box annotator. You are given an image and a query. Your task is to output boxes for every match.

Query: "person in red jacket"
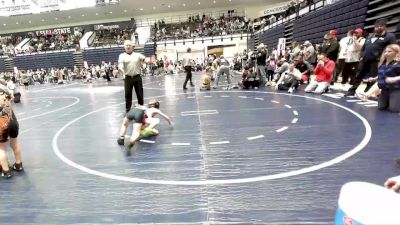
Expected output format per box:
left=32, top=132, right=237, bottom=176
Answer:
left=305, top=53, right=335, bottom=94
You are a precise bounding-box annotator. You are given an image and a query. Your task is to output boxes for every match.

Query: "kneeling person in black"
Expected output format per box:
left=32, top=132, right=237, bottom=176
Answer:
left=117, top=106, right=146, bottom=147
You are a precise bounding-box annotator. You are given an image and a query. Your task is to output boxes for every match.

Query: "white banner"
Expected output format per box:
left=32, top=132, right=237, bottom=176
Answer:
left=94, top=24, right=120, bottom=31
left=261, top=5, right=289, bottom=17
left=35, top=27, right=72, bottom=36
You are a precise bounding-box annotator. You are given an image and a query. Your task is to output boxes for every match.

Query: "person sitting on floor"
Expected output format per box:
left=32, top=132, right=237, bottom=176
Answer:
left=273, top=58, right=290, bottom=84
left=376, top=44, right=400, bottom=113
left=239, top=66, right=259, bottom=89
left=294, top=55, right=314, bottom=83
left=305, top=53, right=335, bottom=94
left=274, top=63, right=302, bottom=93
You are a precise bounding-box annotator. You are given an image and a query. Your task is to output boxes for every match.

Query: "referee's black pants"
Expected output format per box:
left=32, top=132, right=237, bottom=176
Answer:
left=183, top=66, right=193, bottom=88
left=124, top=75, right=144, bottom=112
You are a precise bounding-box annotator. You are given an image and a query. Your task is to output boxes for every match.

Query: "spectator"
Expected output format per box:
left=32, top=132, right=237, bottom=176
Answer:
left=336, top=30, right=355, bottom=86
left=269, top=14, right=276, bottom=25
left=274, top=58, right=290, bottom=81
left=341, top=28, right=366, bottom=90
left=290, top=41, right=302, bottom=61
left=256, top=43, right=268, bottom=85
left=266, top=55, right=277, bottom=84
left=321, top=30, right=339, bottom=65
left=376, top=44, right=400, bottom=113
left=346, top=18, right=397, bottom=96
left=275, top=63, right=302, bottom=93
left=305, top=53, right=335, bottom=94
left=240, top=66, right=259, bottom=89
left=294, top=55, right=313, bottom=82
left=303, top=40, right=317, bottom=65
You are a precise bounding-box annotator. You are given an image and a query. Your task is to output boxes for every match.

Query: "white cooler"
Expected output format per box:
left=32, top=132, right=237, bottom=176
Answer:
left=335, top=182, right=400, bottom=225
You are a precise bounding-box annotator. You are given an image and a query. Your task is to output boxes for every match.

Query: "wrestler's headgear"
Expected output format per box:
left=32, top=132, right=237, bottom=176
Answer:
left=148, top=99, right=160, bottom=109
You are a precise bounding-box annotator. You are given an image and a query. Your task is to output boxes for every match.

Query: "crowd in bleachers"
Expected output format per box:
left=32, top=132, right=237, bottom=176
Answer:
left=1, top=29, right=83, bottom=55
left=0, top=61, right=121, bottom=86
left=92, top=28, right=135, bottom=47
left=1, top=26, right=135, bottom=55
left=150, top=12, right=247, bottom=41
left=250, top=0, right=316, bottom=32
left=0, top=35, right=23, bottom=56
left=26, top=30, right=82, bottom=53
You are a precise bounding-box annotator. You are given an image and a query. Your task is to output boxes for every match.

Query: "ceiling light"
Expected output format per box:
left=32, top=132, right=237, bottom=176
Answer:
left=153, top=6, right=156, bottom=9
left=16, top=22, right=19, bottom=24
left=41, top=19, right=45, bottom=21
left=68, top=16, right=71, bottom=19
left=55, top=17, right=58, bottom=20
left=182, top=3, right=186, bottom=6
left=140, top=8, right=143, bottom=11
left=81, top=14, right=85, bottom=16
left=213, top=0, right=216, bottom=3
left=198, top=2, right=201, bottom=5
left=123, top=9, right=127, bottom=13
left=28, top=20, right=31, bottom=23
left=167, top=5, right=171, bottom=8
left=3, top=24, right=6, bottom=26
left=95, top=12, right=99, bottom=15
left=109, top=11, right=112, bottom=14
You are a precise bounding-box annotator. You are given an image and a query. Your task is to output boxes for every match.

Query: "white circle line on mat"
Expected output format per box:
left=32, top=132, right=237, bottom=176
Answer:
left=19, top=97, right=80, bottom=122
left=53, top=91, right=371, bottom=186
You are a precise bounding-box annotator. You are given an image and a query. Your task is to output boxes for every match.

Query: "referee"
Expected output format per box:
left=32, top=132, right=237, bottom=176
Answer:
left=183, top=47, right=195, bottom=90
left=118, top=40, right=147, bottom=112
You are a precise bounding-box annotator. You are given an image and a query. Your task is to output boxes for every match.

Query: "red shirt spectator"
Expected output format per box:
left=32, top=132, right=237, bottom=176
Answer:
left=314, top=57, right=335, bottom=82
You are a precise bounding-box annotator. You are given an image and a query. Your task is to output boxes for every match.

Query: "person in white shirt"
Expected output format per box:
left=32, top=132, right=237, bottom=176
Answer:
left=118, top=40, right=148, bottom=112
left=274, top=64, right=302, bottom=93
left=182, top=47, right=195, bottom=89
left=213, top=55, right=232, bottom=89
left=335, top=30, right=354, bottom=86
left=341, top=28, right=365, bottom=89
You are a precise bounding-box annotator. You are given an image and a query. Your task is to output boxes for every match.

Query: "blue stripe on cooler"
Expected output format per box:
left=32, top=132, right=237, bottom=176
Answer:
left=335, top=207, right=363, bottom=225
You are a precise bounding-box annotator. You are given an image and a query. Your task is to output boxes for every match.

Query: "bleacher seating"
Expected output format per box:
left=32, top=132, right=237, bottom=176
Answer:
left=13, top=51, right=75, bottom=70
left=144, top=43, right=156, bottom=57
left=0, top=57, right=6, bottom=72
left=258, top=24, right=285, bottom=53
left=83, top=47, right=124, bottom=66
left=364, top=0, right=400, bottom=38
left=83, top=45, right=152, bottom=66
left=293, top=0, right=369, bottom=44
left=248, top=36, right=255, bottom=52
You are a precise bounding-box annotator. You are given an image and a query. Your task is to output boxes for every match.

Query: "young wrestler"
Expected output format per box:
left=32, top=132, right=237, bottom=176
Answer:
left=0, top=79, right=23, bottom=172
left=117, top=99, right=173, bottom=147
left=200, top=67, right=212, bottom=91
left=143, top=99, right=173, bottom=136
left=0, top=90, right=13, bottom=178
